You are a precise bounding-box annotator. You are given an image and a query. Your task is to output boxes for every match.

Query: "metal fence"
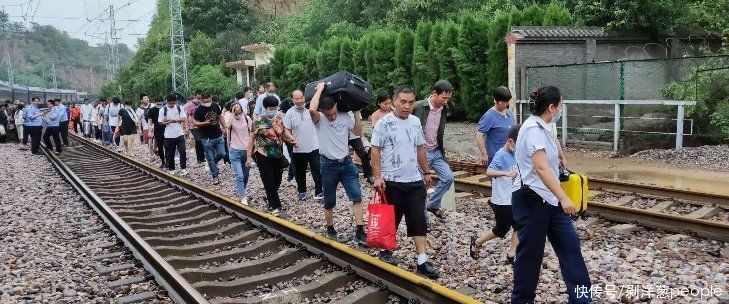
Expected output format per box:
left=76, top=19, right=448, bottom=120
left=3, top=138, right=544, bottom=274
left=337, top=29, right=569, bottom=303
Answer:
left=520, top=55, right=729, bottom=152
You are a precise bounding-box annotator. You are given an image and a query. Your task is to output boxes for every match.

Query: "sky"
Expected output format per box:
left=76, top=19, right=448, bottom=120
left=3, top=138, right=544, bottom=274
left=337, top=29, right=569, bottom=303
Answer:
left=1, top=0, right=156, bottom=50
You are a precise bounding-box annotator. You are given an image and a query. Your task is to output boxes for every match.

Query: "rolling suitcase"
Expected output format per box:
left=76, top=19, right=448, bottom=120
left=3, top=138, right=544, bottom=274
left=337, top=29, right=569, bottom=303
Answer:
left=304, top=70, right=373, bottom=112
left=560, top=169, right=589, bottom=220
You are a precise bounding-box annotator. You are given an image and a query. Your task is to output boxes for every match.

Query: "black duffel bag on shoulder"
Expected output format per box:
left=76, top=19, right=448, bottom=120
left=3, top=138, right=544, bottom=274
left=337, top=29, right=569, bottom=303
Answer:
left=304, top=70, right=373, bottom=112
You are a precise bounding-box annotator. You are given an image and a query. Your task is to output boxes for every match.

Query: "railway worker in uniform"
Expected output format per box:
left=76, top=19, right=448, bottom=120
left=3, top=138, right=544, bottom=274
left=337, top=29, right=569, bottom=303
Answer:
left=370, top=85, right=440, bottom=279
left=194, top=92, right=227, bottom=185
left=23, top=97, right=43, bottom=154
left=81, top=98, right=94, bottom=138
left=136, top=94, right=152, bottom=145
left=476, top=86, right=516, bottom=167
left=308, top=82, right=366, bottom=244
left=283, top=90, right=323, bottom=202
left=246, top=96, right=292, bottom=214
left=470, top=124, right=521, bottom=263
left=117, top=100, right=139, bottom=155
left=57, top=99, right=69, bottom=146
left=0, top=102, right=7, bottom=143
left=147, top=98, right=166, bottom=168
left=511, top=86, right=591, bottom=304
left=159, top=93, right=189, bottom=175
left=185, top=90, right=206, bottom=165
left=369, top=91, right=393, bottom=128
left=253, top=82, right=281, bottom=118
left=42, top=99, right=63, bottom=154
left=412, top=80, right=454, bottom=220
left=106, top=97, right=123, bottom=149
left=225, top=103, right=253, bottom=205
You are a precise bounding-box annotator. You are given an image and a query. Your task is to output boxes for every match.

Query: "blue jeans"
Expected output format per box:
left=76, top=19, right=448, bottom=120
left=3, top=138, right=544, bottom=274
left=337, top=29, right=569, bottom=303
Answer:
left=201, top=136, right=226, bottom=178
left=425, top=149, right=453, bottom=210
left=320, top=156, right=362, bottom=210
left=228, top=148, right=250, bottom=197
left=511, top=188, right=591, bottom=304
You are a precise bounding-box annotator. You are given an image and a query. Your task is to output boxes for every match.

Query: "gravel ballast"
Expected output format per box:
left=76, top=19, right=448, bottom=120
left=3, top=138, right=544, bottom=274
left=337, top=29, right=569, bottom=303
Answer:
left=0, top=143, right=171, bottom=303
left=118, top=139, right=729, bottom=303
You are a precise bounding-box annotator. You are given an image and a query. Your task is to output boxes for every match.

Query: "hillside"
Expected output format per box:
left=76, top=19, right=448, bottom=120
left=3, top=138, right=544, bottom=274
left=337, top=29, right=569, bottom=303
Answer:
left=0, top=11, right=134, bottom=94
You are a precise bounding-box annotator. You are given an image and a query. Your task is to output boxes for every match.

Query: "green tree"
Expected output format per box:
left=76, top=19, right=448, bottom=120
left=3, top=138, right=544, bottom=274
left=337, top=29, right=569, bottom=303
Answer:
left=353, top=38, right=369, bottom=79
left=368, top=30, right=398, bottom=92
left=269, top=46, right=290, bottom=85
left=486, top=10, right=512, bottom=93
left=439, top=21, right=462, bottom=118
left=455, top=14, right=490, bottom=121
left=542, top=1, right=573, bottom=26
left=188, top=31, right=215, bottom=67
left=412, top=21, right=435, bottom=97
left=339, top=38, right=355, bottom=72
left=181, top=0, right=256, bottom=36
left=189, top=65, right=240, bottom=98
left=317, top=37, right=343, bottom=78
left=520, top=4, right=545, bottom=26
left=389, top=28, right=415, bottom=87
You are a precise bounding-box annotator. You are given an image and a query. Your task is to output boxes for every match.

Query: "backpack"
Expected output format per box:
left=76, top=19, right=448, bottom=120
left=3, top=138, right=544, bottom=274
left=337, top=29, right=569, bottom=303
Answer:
left=163, top=104, right=182, bottom=117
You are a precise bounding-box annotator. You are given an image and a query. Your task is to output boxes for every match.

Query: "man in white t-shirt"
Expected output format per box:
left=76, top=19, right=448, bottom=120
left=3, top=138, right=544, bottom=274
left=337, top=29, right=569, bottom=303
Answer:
left=283, top=90, right=323, bottom=202
left=136, top=94, right=151, bottom=145
left=370, top=85, right=439, bottom=279
left=158, top=93, right=188, bottom=174
left=309, top=82, right=365, bottom=245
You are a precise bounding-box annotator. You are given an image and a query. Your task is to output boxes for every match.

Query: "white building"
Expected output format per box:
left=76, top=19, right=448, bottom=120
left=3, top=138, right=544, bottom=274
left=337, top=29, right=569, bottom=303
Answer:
left=225, top=42, right=275, bottom=87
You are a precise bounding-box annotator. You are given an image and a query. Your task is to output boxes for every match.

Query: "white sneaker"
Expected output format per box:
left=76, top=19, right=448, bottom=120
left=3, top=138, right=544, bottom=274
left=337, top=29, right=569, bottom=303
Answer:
left=288, top=179, right=297, bottom=187
left=168, top=169, right=178, bottom=175
left=204, top=163, right=210, bottom=172
left=179, top=169, right=188, bottom=176
left=240, top=197, right=249, bottom=206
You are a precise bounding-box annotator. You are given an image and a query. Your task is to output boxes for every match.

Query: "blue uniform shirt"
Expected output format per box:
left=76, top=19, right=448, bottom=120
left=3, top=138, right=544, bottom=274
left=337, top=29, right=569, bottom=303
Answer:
left=44, top=106, right=63, bottom=127
left=23, top=105, right=43, bottom=126
left=59, top=103, right=68, bottom=122
left=478, top=108, right=515, bottom=164
left=253, top=93, right=281, bottom=117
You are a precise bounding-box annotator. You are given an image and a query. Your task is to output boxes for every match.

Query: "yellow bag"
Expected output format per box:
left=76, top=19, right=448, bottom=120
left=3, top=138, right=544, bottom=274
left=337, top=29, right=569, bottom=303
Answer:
left=560, top=169, right=588, bottom=219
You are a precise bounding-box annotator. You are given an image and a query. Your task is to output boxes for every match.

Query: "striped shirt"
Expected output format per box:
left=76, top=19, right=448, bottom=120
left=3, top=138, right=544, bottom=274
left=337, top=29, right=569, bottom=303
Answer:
left=423, top=97, right=442, bottom=151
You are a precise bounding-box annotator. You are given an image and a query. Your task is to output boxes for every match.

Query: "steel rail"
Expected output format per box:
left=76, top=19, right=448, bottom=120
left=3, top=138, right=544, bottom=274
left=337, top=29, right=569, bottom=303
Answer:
left=42, top=142, right=210, bottom=304
left=57, top=134, right=481, bottom=304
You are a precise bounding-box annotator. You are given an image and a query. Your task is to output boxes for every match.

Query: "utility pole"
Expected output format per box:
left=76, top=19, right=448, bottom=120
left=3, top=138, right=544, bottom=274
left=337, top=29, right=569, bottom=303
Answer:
left=169, top=0, right=189, bottom=95
left=4, top=49, right=13, bottom=83
left=51, top=60, right=58, bottom=89
left=107, top=5, right=119, bottom=81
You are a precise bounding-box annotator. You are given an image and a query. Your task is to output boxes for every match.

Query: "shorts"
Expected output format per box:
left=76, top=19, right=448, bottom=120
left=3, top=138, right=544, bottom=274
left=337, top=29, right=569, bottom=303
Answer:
left=384, top=181, right=427, bottom=237
left=489, top=201, right=514, bottom=238
left=321, top=156, right=362, bottom=209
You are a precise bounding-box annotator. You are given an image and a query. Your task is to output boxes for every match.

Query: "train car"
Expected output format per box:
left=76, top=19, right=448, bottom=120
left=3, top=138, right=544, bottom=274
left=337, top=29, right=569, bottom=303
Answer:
left=11, top=83, right=29, bottom=101
left=0, top=81, right=13, bottom=102
left=26, top=86, right=44, bottom=101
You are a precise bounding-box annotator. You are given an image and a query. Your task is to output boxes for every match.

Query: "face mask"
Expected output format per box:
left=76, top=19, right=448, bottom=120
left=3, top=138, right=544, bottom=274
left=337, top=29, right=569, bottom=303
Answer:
left=266, top=110, right=277, bottom=119
left=295, top=104, right=305, bottom=110
left=234, top=114, right=242, bottom=120
left=246, top=92, right=254, bottom=99
left=553, top=107, right=563, bottom=123
left=201, top=101, right=211, bottom=107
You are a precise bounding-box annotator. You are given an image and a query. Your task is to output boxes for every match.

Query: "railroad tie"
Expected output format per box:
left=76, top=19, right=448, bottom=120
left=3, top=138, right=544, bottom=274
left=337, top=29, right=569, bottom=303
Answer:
left=650, top=201, right=676, bottom=212
left=114, top=291, right=158, bottom=304
left=452, top=170, right=470, bottom=178
left=686, top=206, right=719, bottom=220
left=614, top=195, right=636, bottom=206
left=610, top=224, right=639, bottom=235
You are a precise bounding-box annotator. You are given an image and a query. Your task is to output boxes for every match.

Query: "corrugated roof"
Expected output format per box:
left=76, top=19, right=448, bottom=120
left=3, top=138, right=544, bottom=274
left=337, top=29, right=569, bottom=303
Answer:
left=509, top=26, right=648, bottom=40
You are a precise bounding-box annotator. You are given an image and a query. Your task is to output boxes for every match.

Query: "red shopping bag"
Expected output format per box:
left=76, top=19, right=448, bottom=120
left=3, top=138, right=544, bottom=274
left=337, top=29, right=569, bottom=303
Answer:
left=366, top=190, right=397, bottom=250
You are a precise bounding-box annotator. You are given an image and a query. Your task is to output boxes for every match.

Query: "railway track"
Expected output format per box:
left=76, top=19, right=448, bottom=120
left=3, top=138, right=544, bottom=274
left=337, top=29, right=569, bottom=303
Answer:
left=445, top=160, right=729, bottom=242
left=44, top=134, right=480, bottom=304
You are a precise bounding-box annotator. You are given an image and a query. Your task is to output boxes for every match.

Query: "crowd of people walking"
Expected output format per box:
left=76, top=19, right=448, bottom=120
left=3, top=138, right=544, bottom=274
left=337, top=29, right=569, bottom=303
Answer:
left=0, top=78, right=593, bottom=303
